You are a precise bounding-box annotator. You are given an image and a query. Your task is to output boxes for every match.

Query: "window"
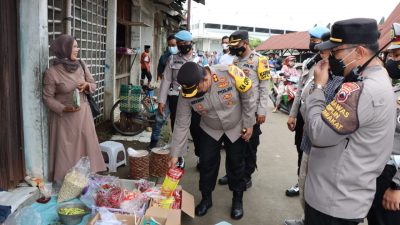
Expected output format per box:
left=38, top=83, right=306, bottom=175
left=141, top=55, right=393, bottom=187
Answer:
left=286, top=30, right=296, bottom=34
left=222, top=25, right=238, bottom=30
left=271, top=29, right=284, bottom=34
left=204, top=23, right=220, bottom=29
left=239, top=26, right=253, bottom=32
left=255, top=27, right=270, bottom=33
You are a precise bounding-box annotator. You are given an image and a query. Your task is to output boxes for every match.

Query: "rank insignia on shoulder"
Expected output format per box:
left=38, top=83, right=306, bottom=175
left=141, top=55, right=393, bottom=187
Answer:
left=257, top=56, right=271, bottom=81
left=212, top=74, right=219, bottom=82
left=228, top=65, right=252, bottom=93
left=321, top=82, right=363, bottom=135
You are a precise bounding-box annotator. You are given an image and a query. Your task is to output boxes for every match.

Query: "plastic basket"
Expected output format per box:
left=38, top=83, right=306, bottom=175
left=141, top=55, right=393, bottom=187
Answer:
left=120, top=84, right=141, bottom=113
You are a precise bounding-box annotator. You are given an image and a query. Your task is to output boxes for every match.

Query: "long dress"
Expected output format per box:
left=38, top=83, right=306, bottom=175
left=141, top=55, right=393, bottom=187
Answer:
left=43, top=62, right=107, bottom=181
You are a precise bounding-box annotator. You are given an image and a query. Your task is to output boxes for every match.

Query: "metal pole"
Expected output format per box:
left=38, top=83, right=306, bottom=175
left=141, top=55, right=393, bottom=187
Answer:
left=187, top=0, right=191, bottom=31
left=64, top=0, right=72, bottom=35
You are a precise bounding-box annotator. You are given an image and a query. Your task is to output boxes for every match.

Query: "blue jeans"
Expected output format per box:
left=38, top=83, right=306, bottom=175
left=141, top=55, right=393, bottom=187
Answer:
left=149, top=101, right=170, bottom=147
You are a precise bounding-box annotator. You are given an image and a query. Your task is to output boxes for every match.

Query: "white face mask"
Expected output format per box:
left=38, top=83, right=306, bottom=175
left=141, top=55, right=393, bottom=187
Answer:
left=168, top=46, right=178, bottom=54
left=222, top=43, right=229, bottom=50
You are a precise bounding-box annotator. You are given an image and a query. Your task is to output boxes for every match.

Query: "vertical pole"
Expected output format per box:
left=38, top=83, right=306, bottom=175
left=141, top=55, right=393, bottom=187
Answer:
left=187, top=0, right=191, bottom=31
left=65, top=0, right=72, bottom=35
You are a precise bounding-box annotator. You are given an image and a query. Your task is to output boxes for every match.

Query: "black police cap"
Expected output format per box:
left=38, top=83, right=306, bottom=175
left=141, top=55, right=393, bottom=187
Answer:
left=229, top=30, right=249, bottom=46
left=316, top=18, right=380, bottom=50
left=177, top=62, right=207, bottom=98
left=144, top=45, right=151, bottom=49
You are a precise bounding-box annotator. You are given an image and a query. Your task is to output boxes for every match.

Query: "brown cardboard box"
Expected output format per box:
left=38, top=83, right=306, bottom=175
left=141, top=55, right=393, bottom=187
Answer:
left=87, top=213, right=141, bottom=225
left=144, top=189, right=195, bottom=225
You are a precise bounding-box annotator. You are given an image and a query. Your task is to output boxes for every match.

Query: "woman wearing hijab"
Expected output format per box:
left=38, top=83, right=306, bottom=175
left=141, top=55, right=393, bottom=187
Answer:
left=43, top=34, right=106, bottom=182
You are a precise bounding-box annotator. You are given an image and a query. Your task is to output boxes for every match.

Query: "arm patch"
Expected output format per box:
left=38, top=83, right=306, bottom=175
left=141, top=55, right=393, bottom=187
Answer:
left=321, top=82, right=363, bottom=135
left=228, top=65, right=252, bottom=93
left=257, top=56, right=271, bottom=80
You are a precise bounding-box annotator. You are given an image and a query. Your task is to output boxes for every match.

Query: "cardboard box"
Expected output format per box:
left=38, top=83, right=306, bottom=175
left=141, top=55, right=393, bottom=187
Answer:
left=144, top=189, right=195, bottom=225
left=87, top=213, right=142, bottom=225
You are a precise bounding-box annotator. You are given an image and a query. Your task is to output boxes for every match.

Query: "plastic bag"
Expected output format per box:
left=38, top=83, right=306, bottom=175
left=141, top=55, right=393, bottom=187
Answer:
left=94, top=207, right=122, bottom=225
left=81, top=175, right=117, bottom=208
left=58, top=157, right=91, bottom=202
left=6, top=207, right=42, bottom=225
left=95, top=178, right=123, bottom=208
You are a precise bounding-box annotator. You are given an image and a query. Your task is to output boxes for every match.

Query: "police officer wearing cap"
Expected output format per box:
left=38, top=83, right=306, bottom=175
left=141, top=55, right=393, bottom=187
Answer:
left=218, top=30, right=270, bottom=188
left=158, top=30, right=206, bottom=158
left=366, top=23, right=400, bottom=225
left=303, top=18, right=396, bottom=225
left=168, top=62, right=256, bottom=219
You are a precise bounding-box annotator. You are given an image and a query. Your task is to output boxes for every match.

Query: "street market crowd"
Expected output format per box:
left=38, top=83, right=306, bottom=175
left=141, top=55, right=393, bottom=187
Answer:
left=43, top=17, right=400, bottom=225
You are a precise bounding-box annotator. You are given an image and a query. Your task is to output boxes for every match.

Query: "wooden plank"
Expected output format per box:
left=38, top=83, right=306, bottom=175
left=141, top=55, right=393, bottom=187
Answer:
left=0, top=0, right=24, bottom=190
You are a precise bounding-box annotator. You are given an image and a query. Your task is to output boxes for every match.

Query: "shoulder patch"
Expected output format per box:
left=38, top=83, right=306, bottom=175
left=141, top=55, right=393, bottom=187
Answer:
left=257, top=55, right=271, bottom=81
left=321, top=82, right=363, bottom=134
left=228, top=65, right=252, bottom=93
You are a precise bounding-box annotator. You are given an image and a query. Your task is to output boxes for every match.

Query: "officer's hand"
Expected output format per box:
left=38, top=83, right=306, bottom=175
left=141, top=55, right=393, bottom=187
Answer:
left=314, top=59, right=329, bottom=87
left=287, top=116, right=296, bottom=132
left=241, top=127, right=253, bottom=142
left=383, top=188, right=400, bottom=211
left=256, top=115, right=266, bottom=124
left=168, top=157, right=178, bottom=168
left=158, top=103, right=165, bottom=116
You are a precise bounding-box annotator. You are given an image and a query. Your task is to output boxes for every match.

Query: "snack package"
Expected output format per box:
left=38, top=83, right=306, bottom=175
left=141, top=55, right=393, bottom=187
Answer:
left=160, top=167, right=184, bottom=197
left=81, top=174, right=118, bottom=208
left=95, top=179, right=123, bottom=208
left=57, top=157, right=90, bottom=202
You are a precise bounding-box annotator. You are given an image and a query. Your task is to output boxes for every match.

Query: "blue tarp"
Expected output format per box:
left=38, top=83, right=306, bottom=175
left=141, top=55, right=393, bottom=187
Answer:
left=30, top=197, right=91, bottom=225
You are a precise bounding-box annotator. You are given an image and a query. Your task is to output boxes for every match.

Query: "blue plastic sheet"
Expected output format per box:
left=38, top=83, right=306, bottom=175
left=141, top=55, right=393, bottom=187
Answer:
left=30, top=197, right=91, bottom=225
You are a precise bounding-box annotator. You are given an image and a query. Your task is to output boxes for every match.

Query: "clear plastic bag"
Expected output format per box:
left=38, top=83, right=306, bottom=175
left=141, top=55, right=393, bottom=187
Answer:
left=58, top=157, right=91, bottom=202
left=80, top=174, right=117, bottom=208
left=5, top=207, right=42, bottom=225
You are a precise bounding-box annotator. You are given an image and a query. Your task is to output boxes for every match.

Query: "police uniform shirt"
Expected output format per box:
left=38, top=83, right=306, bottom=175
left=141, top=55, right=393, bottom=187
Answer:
left=158, top=53, right=205, bottom=104
left=170, top=64, right=256, bottom=158
left=392, top=84, right=400, bottom=185
left=233, top=50, right=268, bottom=116
left=304, top=65, right=396, bottom=219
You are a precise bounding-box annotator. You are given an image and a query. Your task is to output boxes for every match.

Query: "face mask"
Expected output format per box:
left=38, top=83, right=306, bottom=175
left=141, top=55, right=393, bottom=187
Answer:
left=229, top=46, right=246, bottom=57
left=328, top=49, right=357, bottom=77
left=222, top=43, right=229, bottom=50
left=168, top=46, right=178, bottom=54
left=178, top=44, right=192, bottom=55
left=309, top=42, right=318, bottom=53
left=385, top=59, right=400, bottom=79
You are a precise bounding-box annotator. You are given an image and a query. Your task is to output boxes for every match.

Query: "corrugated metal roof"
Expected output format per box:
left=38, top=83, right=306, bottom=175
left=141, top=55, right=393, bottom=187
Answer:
left=379, top=3, right=400, bottom=49
left=255, top=31, right=309, bottom=51
left=256, top=3, right=400, bottom=51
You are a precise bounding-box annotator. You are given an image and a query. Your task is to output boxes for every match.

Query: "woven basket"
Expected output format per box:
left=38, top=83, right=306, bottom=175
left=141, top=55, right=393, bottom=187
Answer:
left=149, top=149, right=170, bottom=177
left=129, top=150, right=149, bottom=179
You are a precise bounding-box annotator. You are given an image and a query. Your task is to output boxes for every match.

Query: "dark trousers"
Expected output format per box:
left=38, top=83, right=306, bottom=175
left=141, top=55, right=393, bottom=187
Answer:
left=198, top=128, right=246, bottom=193
left=141, top=69, right=152, bottom=82
left=305, top=202, right=361, bottom=225
left=244, top=123, right=262, bottom=180
left=189, top=110, right=201, bottom=157
left=367, top=165, right=400, bottom=225
left=295, top=112, right=304, bottom=176
left=167, top=95, right=179, bottom=131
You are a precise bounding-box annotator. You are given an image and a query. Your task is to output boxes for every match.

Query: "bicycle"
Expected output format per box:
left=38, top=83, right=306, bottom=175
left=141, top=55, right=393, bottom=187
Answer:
left=110, top=84, right=157, bottom=136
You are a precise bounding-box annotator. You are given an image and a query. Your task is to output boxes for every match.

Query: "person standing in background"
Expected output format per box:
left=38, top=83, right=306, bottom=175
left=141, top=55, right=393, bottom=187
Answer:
left=140, top=45, right=152, bottom=87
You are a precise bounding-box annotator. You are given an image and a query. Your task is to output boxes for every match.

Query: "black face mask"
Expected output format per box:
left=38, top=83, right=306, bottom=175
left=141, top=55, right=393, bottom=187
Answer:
left=328, top=54, right=346, bottom=77
left=309, top=43, right=318, bottom=53
left=229, top=46, right=246, bottom=57
left=385, top=60, right=400, bottom=79
left=178, top=44, right=192, bottom=55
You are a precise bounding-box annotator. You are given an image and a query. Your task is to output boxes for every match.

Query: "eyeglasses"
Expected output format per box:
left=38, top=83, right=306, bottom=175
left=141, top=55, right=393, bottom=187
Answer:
left=330, top=46, right=357, bottom=55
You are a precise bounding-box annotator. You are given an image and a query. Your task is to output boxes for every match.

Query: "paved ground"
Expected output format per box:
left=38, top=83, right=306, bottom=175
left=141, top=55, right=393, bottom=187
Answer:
left=179, top=103, right=303, bottom=225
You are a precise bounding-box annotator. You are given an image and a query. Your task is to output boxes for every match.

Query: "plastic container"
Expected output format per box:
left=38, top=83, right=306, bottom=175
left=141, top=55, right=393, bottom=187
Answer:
left=57, top=202, right=90, bottom=225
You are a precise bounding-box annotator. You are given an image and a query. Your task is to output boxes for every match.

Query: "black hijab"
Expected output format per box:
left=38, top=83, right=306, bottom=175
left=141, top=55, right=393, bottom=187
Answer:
left=50, top=34, right=80, bottom=73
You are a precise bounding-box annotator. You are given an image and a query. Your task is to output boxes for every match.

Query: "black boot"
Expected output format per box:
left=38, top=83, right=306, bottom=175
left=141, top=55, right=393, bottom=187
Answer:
left=218, top=175, right=229, bottom=185
left=195, top=192, right=212, bottom=216
left=231, top=191, right=244, bottom=220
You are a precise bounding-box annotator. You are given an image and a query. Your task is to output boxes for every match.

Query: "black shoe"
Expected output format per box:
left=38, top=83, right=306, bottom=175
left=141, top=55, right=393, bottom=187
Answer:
left=195, top=194, right=212, bottom=216
left=218, top=175, right=229, bottom=185
left=285, top=183, right=300, bottom=197
left=231, top=191, right=244, bottom=220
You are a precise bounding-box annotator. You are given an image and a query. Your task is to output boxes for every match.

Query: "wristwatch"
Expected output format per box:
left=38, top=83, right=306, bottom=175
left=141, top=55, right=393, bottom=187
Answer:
left=310, top=83, right=325, bottom=94
left=390, top=181, right=400, bottom=190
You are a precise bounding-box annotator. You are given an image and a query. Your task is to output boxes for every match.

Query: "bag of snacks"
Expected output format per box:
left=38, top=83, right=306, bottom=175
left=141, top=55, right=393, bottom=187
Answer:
left=57, top=157, right=90, bottom=202
left=160, top=167, right=184, bottom=197
left=95, top=179, right=124, bottom=208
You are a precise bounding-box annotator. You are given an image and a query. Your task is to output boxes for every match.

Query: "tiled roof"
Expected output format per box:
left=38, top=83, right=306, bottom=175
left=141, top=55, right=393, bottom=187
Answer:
left=379, top=3, right=400, bottom=49
left=255, top=31, right=309, bottom=51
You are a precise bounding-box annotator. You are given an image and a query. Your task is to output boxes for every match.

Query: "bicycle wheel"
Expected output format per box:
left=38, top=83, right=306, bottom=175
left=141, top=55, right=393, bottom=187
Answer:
left=110, top=99, right=146, bottom=136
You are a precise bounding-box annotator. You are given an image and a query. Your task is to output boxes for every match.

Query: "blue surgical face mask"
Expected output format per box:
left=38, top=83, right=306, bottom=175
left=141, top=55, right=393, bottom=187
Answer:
left=168, top=46, right=178, bottom=54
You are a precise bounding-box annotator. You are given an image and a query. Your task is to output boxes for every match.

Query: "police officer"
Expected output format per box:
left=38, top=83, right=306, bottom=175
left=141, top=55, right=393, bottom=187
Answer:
left=218, top=30, right=270, bottom=188
left=157, top=30, right=206, bottom=158
left=367, top=22, right=400, bottom=225
left=304, top=18, right=396, bottom=225
left=168, top=62, right=256, bottom=219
